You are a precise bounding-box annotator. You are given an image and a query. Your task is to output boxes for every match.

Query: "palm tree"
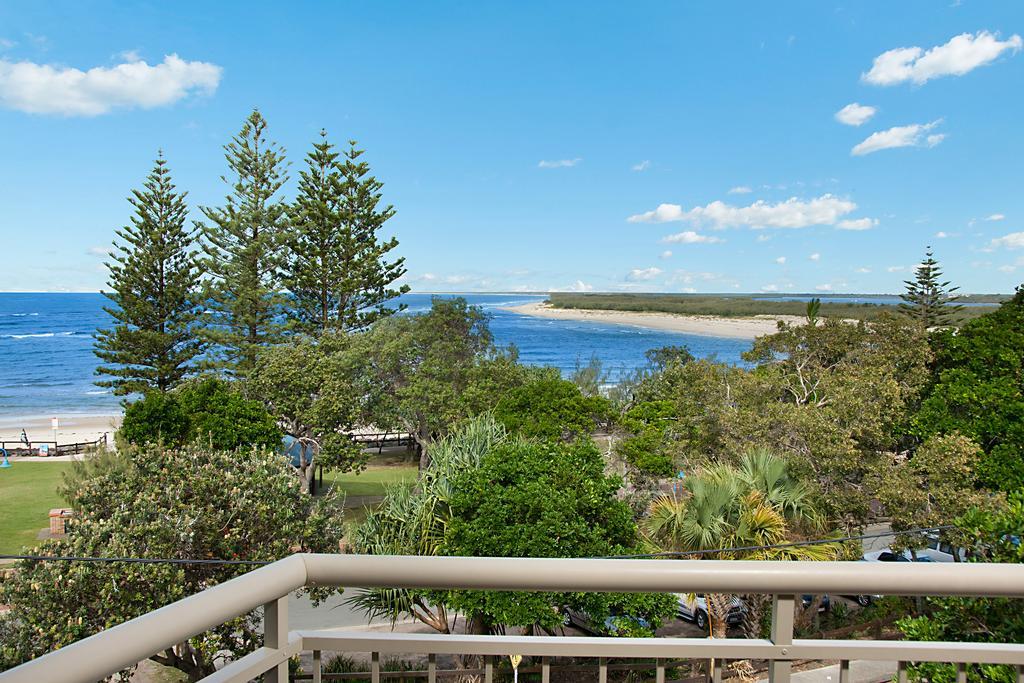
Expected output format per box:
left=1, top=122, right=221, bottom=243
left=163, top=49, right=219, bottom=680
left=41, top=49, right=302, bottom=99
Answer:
left=642, top=450, right=837, bottom=640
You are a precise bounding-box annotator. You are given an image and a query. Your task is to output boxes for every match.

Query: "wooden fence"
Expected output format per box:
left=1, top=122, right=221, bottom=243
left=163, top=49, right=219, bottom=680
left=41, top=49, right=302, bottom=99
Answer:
left=0, top=434, right=108, bottom=457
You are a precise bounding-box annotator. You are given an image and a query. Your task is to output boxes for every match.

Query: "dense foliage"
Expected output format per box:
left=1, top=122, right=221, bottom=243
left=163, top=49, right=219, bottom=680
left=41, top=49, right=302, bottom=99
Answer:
left=870, top=433, right=994, bottom=558
left=897, top=490, right=1024, bottom=682
left=357, top=297, right=528, bottom=467
left=120, top=377, right=282, bottom=451
left=199, top=110, right=290, bottom=376
left=914, top=287, right=1024, bottom=490
left=547, top=292, right=993, bottom=324
left=94, top=154, right=204, bottom=394
left=444, top=437, right=675, bottom=633
left=642, top=450, right=836, bottom=638
left=349, top=417, right=674, bottom=637
left=0, top=444, right=344, bottom=680
left=493, top=374, right=610, bottom=441
left=247, top=332, right=364, bottom=472
left=283, top=133, right=408, bottom=334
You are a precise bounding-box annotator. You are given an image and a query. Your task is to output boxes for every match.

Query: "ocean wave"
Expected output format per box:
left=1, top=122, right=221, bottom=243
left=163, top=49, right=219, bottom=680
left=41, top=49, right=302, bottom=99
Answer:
left=84, top=390, right=109, bottom=395
left=4, top=331, right=75, bottom=339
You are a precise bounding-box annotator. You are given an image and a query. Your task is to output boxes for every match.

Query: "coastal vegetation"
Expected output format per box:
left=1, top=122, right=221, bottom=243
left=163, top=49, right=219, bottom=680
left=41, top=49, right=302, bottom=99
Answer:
left=547, top=291, right=999, bottom=324
left=0, top=444, right=344, bottom=679
left=898, top=246, right=964, bottom=327
left=5, top=273, right=1024, bottom=679
left=2, top=108, right=1022, bottom=682
left=93, top=153, right=205, bottom=395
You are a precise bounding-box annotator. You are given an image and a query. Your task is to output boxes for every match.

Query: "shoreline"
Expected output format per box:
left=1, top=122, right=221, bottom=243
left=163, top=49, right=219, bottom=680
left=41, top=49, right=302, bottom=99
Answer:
left=502, top=301, right=797, bottom=340
left=0, top=413, right=120, bottom=445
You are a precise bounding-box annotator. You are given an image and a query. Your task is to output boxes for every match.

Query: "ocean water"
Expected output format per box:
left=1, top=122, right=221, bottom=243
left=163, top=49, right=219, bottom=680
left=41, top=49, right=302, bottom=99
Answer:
left=0, top=292, right=753, bottom=417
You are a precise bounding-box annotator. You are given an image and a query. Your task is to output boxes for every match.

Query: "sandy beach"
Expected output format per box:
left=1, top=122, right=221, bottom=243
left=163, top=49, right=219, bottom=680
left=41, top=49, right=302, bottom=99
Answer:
left=504, top=301, right=799, bottom=340
left=0, top=413, right=120, bottom=446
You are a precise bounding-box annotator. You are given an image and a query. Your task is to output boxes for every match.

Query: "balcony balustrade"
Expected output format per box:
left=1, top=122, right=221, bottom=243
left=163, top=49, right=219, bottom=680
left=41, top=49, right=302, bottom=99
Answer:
left=1, top=554, right=1022, bottom=683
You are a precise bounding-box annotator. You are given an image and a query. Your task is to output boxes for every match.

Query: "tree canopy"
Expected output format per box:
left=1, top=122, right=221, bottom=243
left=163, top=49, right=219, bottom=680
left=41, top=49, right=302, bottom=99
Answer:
left=914, top=287, right=1024, bottom=490
left=199, top=109, right=290, bottom=376
left=493, top=374, right=609, bottom=441
left=120, top=376, right=282, bottom=451
left=0, top=443, right=343, bottom=680
left=94, top=153, right=204, bottom=395
left=899, top=246, right=963, bottom=328
left=282, top=133, right=408, bottom=334
left=357, top=297, right=527, bottom=467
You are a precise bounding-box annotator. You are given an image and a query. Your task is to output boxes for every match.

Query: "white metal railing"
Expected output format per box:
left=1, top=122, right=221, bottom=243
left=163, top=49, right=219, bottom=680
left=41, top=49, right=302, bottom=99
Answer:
left=1, top=554, right=1023, bottom=683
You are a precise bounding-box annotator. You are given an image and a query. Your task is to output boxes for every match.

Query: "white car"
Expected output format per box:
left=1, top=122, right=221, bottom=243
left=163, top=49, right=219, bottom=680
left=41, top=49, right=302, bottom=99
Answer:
left=675, top=594, right=745, bottom=631
left=863, top=548, right=935, bottom=563
left=918, top=535, right=967, bottom=563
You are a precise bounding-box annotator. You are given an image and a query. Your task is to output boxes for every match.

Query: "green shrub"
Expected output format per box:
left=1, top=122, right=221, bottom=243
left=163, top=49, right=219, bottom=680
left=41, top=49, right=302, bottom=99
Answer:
left=119, top=389, right=189, bottom=446
left=121, top=377, right=282, bottom=450
left=494, top=376, right=609, bottom=441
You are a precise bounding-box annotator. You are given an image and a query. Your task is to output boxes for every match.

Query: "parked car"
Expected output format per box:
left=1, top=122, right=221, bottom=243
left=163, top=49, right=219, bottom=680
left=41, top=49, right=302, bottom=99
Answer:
left=675, top=594, right=745, bottom=631
left=563, top=607, right=651, bottom=636
left=918, top=533, right=967, bottom=562
left=849, top=548, right=935, bottom=605
left=862, top=548, right=935, bottom=563
left=801, top=594, right=831, bottom=612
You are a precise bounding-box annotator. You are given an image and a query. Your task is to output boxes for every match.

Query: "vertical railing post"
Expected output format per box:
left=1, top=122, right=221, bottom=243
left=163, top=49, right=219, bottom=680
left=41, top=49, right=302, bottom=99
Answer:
left=768, top=594, right=794, bottom=683
left=263, top=596, right=289, bottom=683
left=312, top=650, right=321, bottom=683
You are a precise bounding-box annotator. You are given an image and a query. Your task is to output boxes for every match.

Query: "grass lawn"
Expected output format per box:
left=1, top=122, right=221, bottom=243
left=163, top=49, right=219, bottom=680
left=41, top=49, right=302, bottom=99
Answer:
left=320, top=465, right=418, bottom=498
left=0, top=462, right=73, bottom=555
left=0, top=460, right=417, bottom=555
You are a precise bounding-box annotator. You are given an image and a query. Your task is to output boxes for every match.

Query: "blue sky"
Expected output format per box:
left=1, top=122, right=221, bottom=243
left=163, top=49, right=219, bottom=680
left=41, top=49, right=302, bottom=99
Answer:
left=0, top=1, right=1022, bottom=294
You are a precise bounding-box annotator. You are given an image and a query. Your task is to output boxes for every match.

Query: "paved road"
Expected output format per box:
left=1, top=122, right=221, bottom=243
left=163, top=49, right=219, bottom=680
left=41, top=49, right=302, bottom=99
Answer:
left=758, top=660, right=897, bottom=682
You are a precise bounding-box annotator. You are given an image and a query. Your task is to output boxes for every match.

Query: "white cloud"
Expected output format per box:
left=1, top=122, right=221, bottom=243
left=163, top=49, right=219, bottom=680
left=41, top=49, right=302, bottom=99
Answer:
left=661, top=230, right=723, bottom=244
left=660, top=250, right=673, bottom=259
left=627, top=267, right=663, bottom=281
left=756, top=234, right=771, bottom=242
left=632, top=160, right=651, bottom=172
left=0, top=38, right=16, bottom=50
left=538, top=158, right=581, bottom=169
left=550, top=280, right=593, bottom=292
left=728, top=185, right=752, bottom=194
left=887, top=265, right=905, bottom=273
left=935, top=231, right=949, bottom=238
left=809, top=252, right=821, bottom=261
left=998, top=265, right=1017, bottom=273
left=986, top=213, right=1006, bottom=221
left=761, top=284, right=780, bottom=292
left=855, top=267, right=872, bottom=274
left=775, top=256, right=787, bottom=265
left=990, top=232, right=1024, bottom=250
left=0, top=53, right=222, bottom=116
left=863, top=31, right=1023, bottom=86
left=851, top=120, right=944, bottom=156
left=836, top=217, right=878, bottom=230
left=627, top=193, right=860, bottom=229
left=835, top=102, right=877, bottom=126
left=668, top=270, right=727, bottom=286
left=815, top=283, right=834, bottom=292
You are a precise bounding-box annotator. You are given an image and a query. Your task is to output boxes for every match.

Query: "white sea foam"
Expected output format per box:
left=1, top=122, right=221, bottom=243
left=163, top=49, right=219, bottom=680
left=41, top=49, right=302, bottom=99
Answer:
left=5, top=331, right=74, bottom=339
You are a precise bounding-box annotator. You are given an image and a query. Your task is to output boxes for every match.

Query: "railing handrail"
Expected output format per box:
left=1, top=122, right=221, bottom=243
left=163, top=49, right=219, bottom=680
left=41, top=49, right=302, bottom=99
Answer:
left=2, top=554, right=1023, bottom=683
